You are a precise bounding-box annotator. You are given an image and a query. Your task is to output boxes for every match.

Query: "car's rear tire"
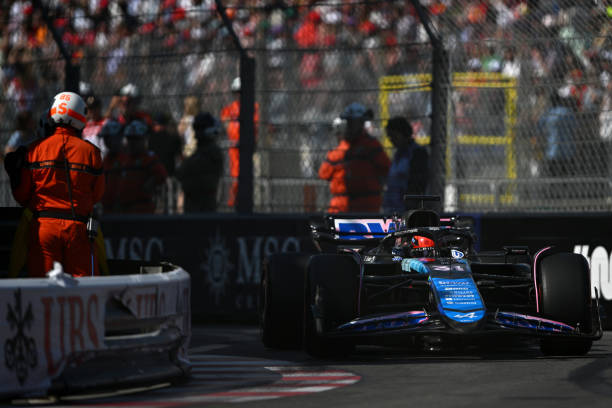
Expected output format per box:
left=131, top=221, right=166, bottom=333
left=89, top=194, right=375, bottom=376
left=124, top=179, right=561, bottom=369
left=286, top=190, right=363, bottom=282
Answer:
left=303, top=254, right=357, bottom=358
left=537, top=252, right=593, bottom=356
left=260, top=253, right=311, bottom=349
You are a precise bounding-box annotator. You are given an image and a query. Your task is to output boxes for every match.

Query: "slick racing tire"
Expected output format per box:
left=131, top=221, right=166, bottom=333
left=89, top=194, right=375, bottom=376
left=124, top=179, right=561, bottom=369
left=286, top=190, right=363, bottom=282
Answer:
left=538, top=252, right=593, bottom=356
left=260, top=253, right=311, bottom=349
left=303, top=254, right=357, bottom=359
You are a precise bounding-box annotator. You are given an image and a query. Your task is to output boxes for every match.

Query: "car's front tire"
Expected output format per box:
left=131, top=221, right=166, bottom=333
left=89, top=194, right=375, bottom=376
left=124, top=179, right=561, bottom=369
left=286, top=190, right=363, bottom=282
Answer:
left=537, top=251, right=593, bottom=356
left=260, top=253, right=311, bottom=349
left=303, top=254, right=357, bottom=358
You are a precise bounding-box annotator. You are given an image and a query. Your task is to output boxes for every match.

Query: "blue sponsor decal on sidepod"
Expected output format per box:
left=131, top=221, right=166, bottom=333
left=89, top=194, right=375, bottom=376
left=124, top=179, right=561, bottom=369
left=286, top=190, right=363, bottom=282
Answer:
left=431, top=277, right=485, bottom=323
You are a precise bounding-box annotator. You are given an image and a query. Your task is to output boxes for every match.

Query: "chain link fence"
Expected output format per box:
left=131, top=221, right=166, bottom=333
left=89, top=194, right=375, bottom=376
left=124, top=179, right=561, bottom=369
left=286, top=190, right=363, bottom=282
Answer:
left=1, top=1, right=612, bottom=213
left=437, top=0, right=612, bottom=212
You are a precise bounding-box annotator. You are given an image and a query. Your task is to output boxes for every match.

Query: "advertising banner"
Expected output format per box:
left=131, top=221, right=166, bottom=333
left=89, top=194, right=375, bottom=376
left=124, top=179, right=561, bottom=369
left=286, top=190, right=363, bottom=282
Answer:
left=100, top=214, right=316, bottom=321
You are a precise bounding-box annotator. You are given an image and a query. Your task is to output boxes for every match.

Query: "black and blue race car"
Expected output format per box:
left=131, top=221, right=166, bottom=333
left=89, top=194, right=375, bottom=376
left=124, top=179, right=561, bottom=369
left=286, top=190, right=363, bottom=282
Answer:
left=259, top=196, right=603, bottom=357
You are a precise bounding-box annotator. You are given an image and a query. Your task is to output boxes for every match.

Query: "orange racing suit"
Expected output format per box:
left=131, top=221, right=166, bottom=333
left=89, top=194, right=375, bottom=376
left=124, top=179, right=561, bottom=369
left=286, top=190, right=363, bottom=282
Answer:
left=11, top=126, right=105, bottom=277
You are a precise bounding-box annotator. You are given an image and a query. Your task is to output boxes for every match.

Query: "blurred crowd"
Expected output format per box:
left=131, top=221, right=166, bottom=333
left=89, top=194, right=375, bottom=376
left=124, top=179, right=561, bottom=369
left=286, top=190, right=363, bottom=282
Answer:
left=1, top=80, right=227, bottom=214
left=2, top=0, right=612, bottom=211
left=4, top=1, right=611, bottom=110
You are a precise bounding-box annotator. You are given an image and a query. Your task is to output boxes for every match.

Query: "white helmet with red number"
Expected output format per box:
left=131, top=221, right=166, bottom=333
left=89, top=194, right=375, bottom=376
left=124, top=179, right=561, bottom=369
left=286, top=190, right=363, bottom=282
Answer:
left=49, top=91, right=88, bottom=131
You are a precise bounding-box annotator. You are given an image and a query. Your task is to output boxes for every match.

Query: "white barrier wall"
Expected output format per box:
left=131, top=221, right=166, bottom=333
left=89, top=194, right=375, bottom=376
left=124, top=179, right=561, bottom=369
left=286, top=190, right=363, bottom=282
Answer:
left=0, top=266, right=191, bottom=398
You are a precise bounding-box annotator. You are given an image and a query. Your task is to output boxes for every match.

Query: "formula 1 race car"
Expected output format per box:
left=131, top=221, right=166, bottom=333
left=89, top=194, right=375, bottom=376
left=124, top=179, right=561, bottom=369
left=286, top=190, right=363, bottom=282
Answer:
left=259, top=196, right=603, bottom=357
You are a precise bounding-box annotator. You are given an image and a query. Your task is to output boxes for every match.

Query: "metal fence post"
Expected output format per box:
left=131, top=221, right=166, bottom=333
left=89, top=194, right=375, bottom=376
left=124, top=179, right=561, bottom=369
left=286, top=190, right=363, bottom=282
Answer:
left=32, top=0, right=79, bottom=93
left=430, top=45, right=449, bottom=208
left=238, top=55, right=255, bottom=214
left=216, top=0, right=255, bottom=214
left=65, top=63, right=80, bottom=93
left=411, top=0, right=449, bottom=211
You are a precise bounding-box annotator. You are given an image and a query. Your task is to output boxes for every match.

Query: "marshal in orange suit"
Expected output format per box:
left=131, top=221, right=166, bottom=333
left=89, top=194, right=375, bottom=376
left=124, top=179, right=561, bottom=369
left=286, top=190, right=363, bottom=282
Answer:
left=220, top=77, right=259, bottom=208
left=10, top=91, right=105, bottom=277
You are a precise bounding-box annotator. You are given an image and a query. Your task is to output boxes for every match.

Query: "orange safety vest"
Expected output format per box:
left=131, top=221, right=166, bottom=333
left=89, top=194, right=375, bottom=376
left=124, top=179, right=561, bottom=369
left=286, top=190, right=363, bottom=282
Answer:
left=220, top=100, right=260, bottom=178
left=220, top=99, right=259, bottom=207
left=319, top=134, right=391, bottom=213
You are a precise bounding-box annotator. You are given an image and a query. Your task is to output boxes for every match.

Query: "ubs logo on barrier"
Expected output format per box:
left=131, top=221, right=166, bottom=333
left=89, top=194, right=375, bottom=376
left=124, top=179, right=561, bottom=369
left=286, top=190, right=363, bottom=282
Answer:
left=4, top=289, right=38, bottom=385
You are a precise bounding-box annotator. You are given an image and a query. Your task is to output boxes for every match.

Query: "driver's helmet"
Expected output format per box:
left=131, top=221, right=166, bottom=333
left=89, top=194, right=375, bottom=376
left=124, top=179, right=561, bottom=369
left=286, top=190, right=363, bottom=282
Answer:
left=410, top=235, right=436, bottom=257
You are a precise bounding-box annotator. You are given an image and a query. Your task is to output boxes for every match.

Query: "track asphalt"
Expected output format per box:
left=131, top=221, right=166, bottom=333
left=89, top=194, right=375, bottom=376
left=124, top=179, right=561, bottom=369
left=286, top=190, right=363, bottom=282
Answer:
left=17, top=325, right=612, bottom=408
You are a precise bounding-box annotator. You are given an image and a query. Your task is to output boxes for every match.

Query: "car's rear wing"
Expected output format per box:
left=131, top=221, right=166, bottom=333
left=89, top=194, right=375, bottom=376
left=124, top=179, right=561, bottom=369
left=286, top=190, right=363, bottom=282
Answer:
left=309, top=213, right=474, bottom=253
left=309, top=215, right=391, bottom=253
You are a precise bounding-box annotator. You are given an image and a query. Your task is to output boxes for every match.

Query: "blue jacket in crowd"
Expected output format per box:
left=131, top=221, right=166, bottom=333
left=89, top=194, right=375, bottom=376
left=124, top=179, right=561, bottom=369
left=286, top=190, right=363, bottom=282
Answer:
left=382, top=142, right=429, bottom=213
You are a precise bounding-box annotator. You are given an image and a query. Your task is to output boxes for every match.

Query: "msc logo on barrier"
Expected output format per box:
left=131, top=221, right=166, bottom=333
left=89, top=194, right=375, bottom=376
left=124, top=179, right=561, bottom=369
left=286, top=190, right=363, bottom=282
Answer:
left=200, top=231, right=301, bottom=310
left=574, top=245, right=612, bottom=300
left=201, top=230, right=233, bottom=305
left=104, top=236, right=164, bottom=261
left=4, top=289, right=38, bottom=385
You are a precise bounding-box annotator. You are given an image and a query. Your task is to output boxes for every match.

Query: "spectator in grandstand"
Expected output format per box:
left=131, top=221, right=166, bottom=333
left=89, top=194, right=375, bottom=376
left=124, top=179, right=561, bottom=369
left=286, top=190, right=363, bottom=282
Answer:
left=105, top=87, right=124, bottom=122
left=106, top=83, right=153, bottom=127
left=528, top=44, right=550, bottom=79
left=538, top=90, right=577, bottom=178
left=100, top=120, right=127, bottom=215
left=178, top=96, right=200, bottom=158
left=501, top=47, right=521, bottom=78
left=4, top=46, right=38, bottom=113
left=294, top=9, right=326, bottom=89
left=175, top=112, right=224, bottom=213
left=116, top=120, right=167, bottom=214
left=220, top=76, right=259, bottom=208
left=482, top=45, right=502, bottom=73
left=81, top=83, right=108, bottom=157
left=3, top=110, right=36, bottom=155
left=149, top=111, right=183, bottom=177
left=598, top=54, right=612, bottom=171
left=319, top=102, right=390, bottom=213
left=382, top=116, right=429, bottom=214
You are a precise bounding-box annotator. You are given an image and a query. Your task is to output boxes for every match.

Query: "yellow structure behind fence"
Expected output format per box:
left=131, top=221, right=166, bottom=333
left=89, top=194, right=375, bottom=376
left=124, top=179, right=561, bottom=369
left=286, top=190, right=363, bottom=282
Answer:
left=378, top=72, right=518, bottom=207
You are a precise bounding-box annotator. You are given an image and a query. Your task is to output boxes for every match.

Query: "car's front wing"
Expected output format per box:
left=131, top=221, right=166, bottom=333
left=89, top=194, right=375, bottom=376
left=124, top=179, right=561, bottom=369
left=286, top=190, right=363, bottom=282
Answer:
left=329, top=309, right=603, bottom=341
